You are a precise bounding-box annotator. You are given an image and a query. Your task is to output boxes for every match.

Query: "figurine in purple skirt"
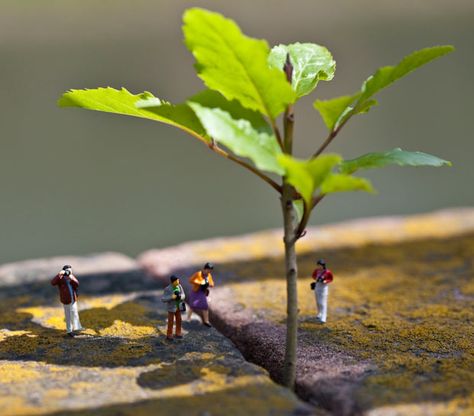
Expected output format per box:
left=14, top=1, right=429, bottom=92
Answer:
left=187, top=262, right=215, bottom=327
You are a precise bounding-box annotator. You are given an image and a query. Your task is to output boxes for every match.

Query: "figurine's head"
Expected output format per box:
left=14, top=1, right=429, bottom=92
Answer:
left=170, top=275, right=180, bottom=287
left=62, top=265, right=72, bottom=275
left=316, top=259, right=326, bottom=270
left=202, top=262, right=214, bottom=276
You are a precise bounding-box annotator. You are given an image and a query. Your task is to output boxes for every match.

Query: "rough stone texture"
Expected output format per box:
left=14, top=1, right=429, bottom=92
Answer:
left=140, top=208, right=474, bottom=416
left=0, top=259, right=311, bottom=415
left=0, top=252, right=138, bottom=287
left=139, top=208, right=474, bottom=277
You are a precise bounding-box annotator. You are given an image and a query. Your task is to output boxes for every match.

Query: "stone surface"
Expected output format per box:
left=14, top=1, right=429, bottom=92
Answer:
left=0, top=252, right=138, bottom=287
left=140, top=208, right=474, bottom=416
left=139, top=208, right=474, bottom=276
left=0, top=260, right=310, bottom=415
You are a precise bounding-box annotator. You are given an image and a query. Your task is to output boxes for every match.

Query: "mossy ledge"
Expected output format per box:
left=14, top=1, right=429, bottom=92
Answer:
left=0, top=257, right=310, bottom=415
left=141, top=208, right=474, bottom=416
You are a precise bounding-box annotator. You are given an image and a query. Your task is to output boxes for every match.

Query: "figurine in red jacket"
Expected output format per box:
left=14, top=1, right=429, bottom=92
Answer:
left=311, top=259, right=333, bottom=323
left=51, top=265, right=84, bottom=337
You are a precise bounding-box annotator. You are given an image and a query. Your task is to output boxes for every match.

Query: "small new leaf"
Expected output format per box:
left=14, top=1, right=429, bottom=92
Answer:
left=189, top=102, right=284, bottom=175
left=314, top=45, right=454, bottom=132
left=314, top=94, right=359, bottom=131
left=277, top=154, right=342, bottom=205
left=340, top=148, right=452, bottom=174
left=321, top=174, right=375, bottom=194
left=183, top=8, right=296, bottom=119
left=268, top=43, right=335, bottom=98
left=59, top=87, right=208, bottom=142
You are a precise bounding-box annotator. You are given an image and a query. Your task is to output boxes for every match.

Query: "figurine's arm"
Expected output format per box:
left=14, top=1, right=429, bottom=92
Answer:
left=179, top=285, right=186, bottom=301
left=189, top=273, right=201, bottom=285
left=208, top=275, right=215, bottom=288
left=161, top=294, right=172, bottom=302
left=161, top=288, right=175, bottom=302
left=311, top=269, right=318, bottom=280
left=51, top=273, right=62, bottom=286
left=323, top=271, right=333, bottom=284
left=69, top=274, right=79, bottom=289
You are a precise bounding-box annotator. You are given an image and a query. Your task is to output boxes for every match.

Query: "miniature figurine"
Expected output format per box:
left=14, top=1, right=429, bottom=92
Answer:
left=161, top=275, right=186, bottom=341
left=51, top=265, right=84, bottom=337
left=187, top=262, right=215, bottom=327
left=310, top=259, right=334, bottom=323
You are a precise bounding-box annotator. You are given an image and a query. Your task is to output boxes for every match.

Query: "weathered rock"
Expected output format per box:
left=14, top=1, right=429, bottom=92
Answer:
left=0, top=252, right=138, bottom=287
left=139, top=208, right=474, bottom=416
left=0, top=259, right=311, bottom=415
left=139, top=208, right=474, bottom=277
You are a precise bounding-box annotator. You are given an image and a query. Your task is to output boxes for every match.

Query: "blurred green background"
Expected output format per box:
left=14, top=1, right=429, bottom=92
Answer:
left=1, top=0, right=472, bottom=264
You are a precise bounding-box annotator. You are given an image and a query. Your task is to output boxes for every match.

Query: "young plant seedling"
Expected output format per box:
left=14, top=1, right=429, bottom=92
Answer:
left=58, top=8, right=453, bottom=389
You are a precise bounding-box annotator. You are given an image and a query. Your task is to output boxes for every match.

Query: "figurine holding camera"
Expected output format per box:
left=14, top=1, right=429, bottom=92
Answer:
left=187, top=263, right=215, bottom=327
left=161, top=275, right=186, bottom=341
left=310, top=259, right=334, bottom=323
left=50, top=265, right=84, bottom=337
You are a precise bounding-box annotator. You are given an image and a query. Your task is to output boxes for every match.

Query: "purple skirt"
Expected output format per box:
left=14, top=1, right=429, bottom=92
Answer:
left=188, top=289, right=208, bottom=311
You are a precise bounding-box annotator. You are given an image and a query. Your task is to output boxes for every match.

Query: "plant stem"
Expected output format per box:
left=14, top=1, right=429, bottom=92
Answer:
left=281, top=51, right=298, bottom=389
left=284, top=106, right=294, bottom=154
left=312, top=194, right=325, bottom=208
left=281, top=183, right=298, bottom=389
left=312, top=115, right=351, bottom=158
left=209, top=141, right=282, bottom=193
left=283, top=53, right=295, bottom=154
left=294, top=201, right=310, bottom=241
left=271, top=119, right=284, bottom=149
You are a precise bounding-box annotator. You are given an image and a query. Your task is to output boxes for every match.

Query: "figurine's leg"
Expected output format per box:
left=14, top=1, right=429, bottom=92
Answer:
left=202, top=309, right=210, bottom=325
left=320, top=286, right=328, bottom=323
left=315, top=288, right=322, bottom=319
left=175, top=310, right=182, bottom=336
left=63, top=304, right=72, bottom=333
left=71, top=302, right=83, bottom=332
left=166, top=312, right=174, bottom=339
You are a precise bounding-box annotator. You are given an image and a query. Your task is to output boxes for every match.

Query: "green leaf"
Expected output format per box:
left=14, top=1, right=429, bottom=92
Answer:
left=314, top=45, right=454, bottom=131
left=59, top=87, right=208, bottom=142
left=277, top=154, right=342, bottom=204
left=186, top=90, right=272, bottom=134
left=340, top=148, right=452, bottom=174
left=292, top=200, right=305, bottom=222
left=183, top=8, right=296, bottom=119
left=358, top=46, right=454, bottom=103
left=314, top=94, right=360, bottom=131
left=188, top=102, right=284, bottom=175
left=268, top=42, right=335, bottom=97
left=321, top=174, right=375, bottom=194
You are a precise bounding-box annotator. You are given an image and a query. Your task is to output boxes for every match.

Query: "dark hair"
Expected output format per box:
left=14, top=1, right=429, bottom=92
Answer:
left=62, top=265, right=72, bottom=270
left=170, top=275, right=179, bottom=282
left=316, top=259, right=326, bottom=268
left=203, top=262, right=214, bottom=270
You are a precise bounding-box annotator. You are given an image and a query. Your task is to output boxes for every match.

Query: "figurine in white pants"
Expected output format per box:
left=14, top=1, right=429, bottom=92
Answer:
left=63, top=301, right=82, bottom=334
left=51, top=265, right=84, bottom=337
left=311, top=259, right=334, bottom=323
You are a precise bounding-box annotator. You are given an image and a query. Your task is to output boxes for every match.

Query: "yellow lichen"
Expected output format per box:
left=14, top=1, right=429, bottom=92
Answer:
left=0, top=362, right=41, bottom=383
left=0, top=329, right=34, bottom=342
left=0, top=396, right=40, bottom=416
left=98, top=320, right=156, bottom=339
left=43, top=389, right=69, bottom=400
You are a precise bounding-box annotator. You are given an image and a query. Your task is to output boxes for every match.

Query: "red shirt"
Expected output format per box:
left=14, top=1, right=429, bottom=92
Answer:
left=312, top=269, right=333, bottom=284
left=51, top=273, right=79, bottom=304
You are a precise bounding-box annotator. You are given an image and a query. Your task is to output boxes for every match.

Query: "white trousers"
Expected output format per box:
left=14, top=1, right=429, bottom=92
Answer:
left=63, top=302, right=83, bottom=333
left=315, top=283, right=329, bottom=322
